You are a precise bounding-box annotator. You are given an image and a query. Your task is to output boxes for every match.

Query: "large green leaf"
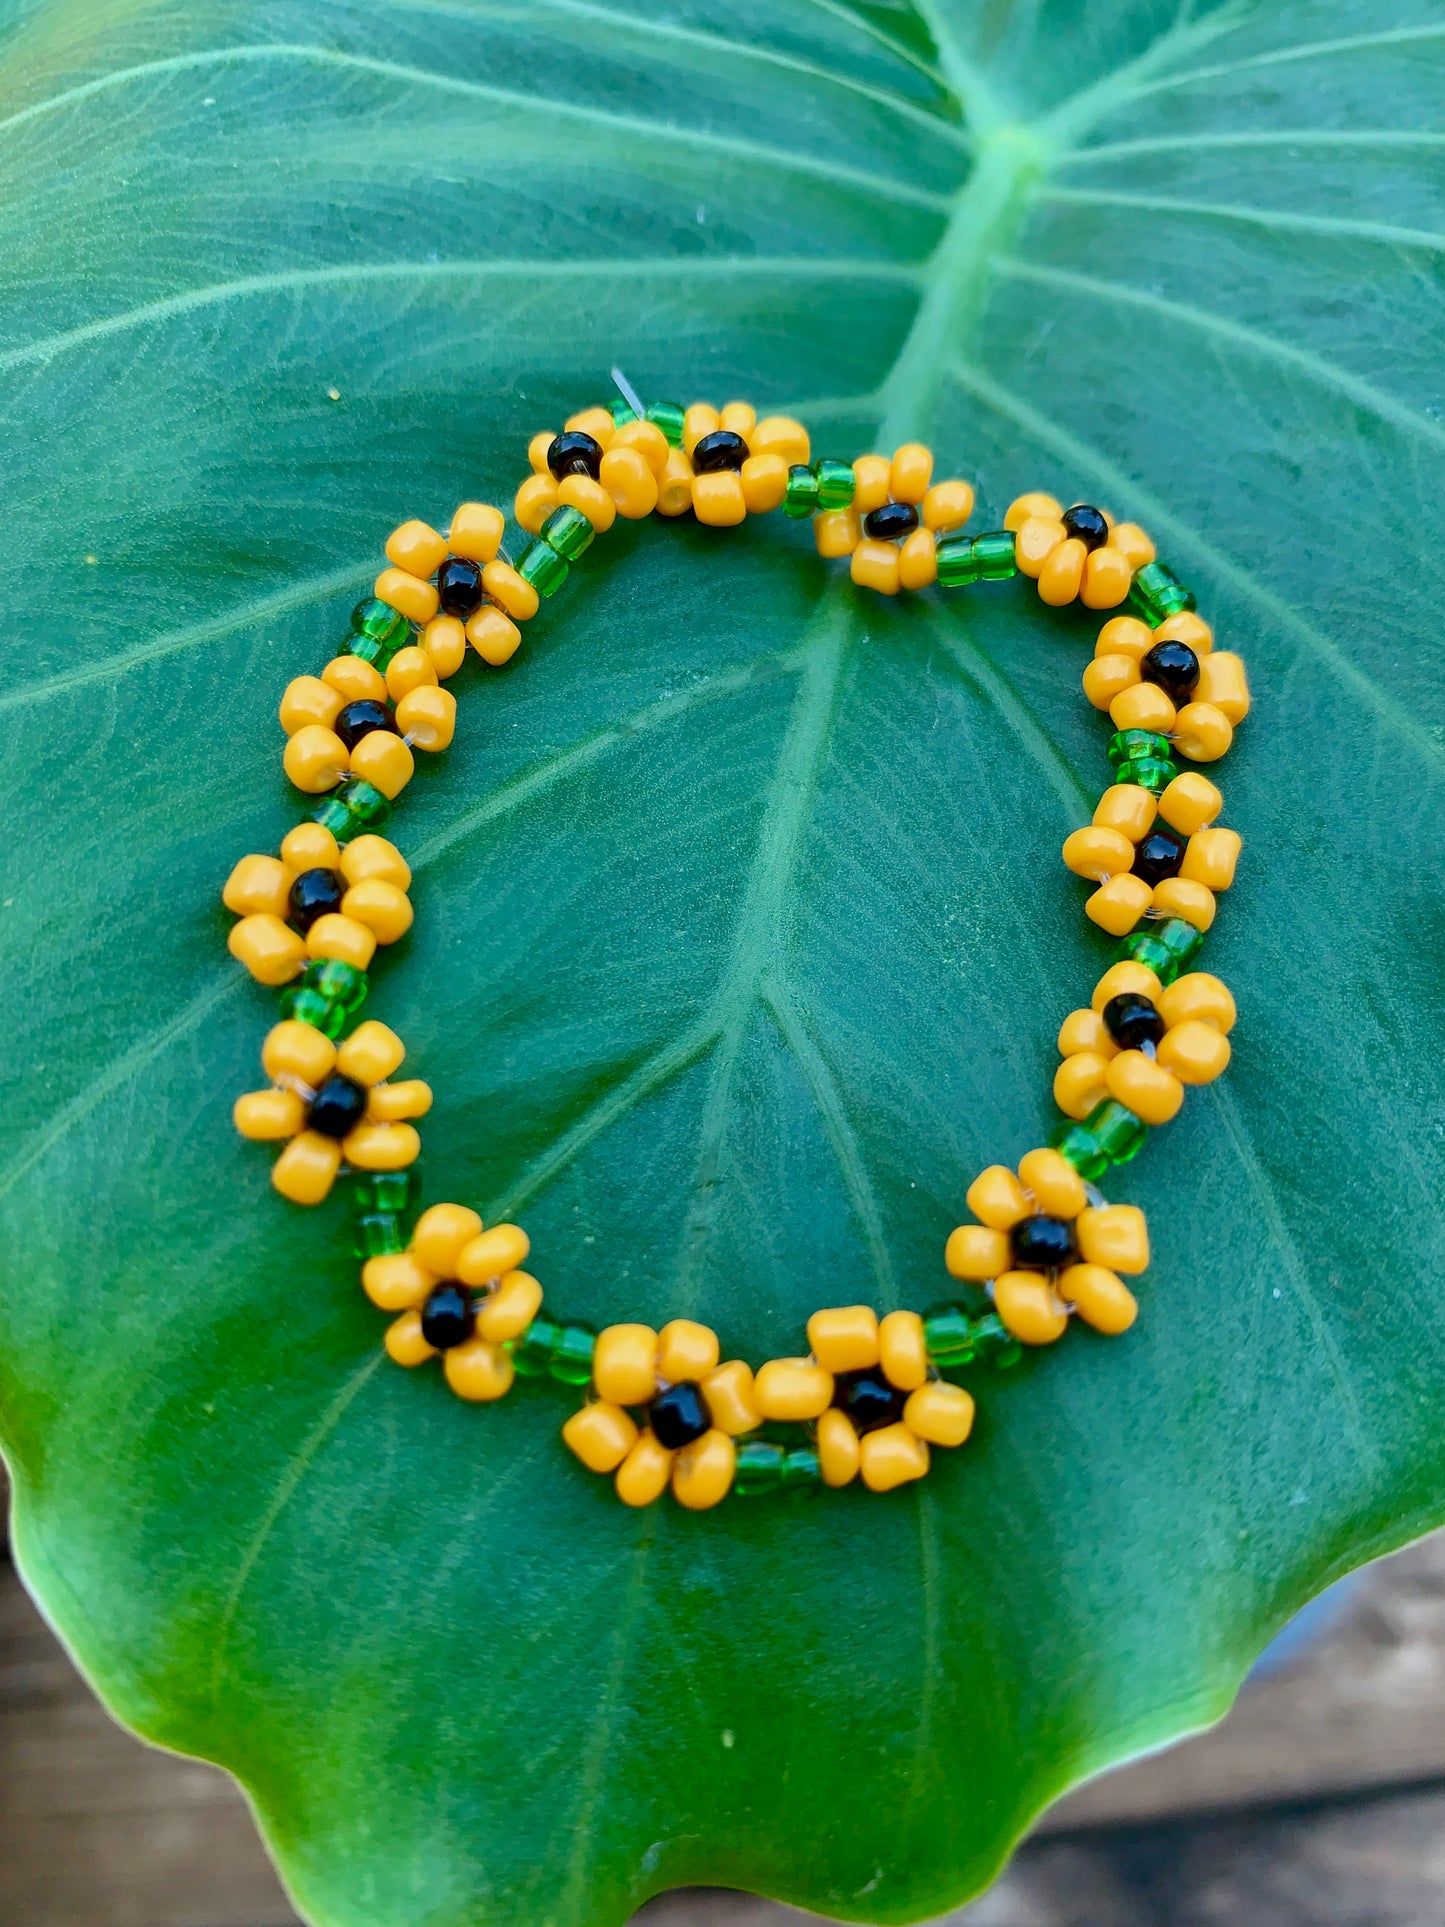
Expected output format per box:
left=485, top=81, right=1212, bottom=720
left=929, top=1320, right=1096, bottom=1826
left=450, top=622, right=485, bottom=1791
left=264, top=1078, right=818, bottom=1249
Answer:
left=2, top=1, right=1443, bottom=1921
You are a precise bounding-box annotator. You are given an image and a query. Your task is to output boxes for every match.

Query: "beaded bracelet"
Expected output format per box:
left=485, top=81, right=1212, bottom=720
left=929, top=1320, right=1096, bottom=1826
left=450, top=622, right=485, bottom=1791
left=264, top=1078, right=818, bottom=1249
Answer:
left=220, top=371, right=1250, bottom=1513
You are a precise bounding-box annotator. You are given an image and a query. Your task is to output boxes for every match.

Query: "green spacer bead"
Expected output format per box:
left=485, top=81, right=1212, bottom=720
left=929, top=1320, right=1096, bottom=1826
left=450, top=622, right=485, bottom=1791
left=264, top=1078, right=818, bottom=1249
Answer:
left=510, top=1316, right=563, bottom=1377
left=541, top=504, right=595, bottom=561
left=548, top=1324, right=597, bottom=1385
left=968, top=1311, right=1023, bottom=1370
left=923, top=1303, right=977, bottom=1367
left=645, top=400, right=686, bottom=447
left=734, top=1439, right=788, bottom=1496
left=353, top=1168, right=421, bottom=1214
left=971, top=530, right=1018, bottom=580
left=780, top=1446, right=821, bottom=1491
left=1128, top=560, right=1195, bottom=625
left=1116, top=916, right=1203, bottom=986
left=518, top=538, right=569, bottom=598
left=352, top=1212, right=408, bottom=1260
left=1117, top=931, right=1173, bottom=979
left=1107, top=729, right=1172, bottom=770
left=1048, top=1117, right=1111, bottom=1183
left=813, top=458, right=855, bottom=512
left=783, top=464, right=819, bottom=519
left=276, top=984, right=349, bottom=1037
left=312, top=777, right=392, bottom=842
left=609, top=397, right=639, bottom=427
left=1084, top=1098, right=1147, bottom=1166
left=304, top=957, right=368, bottom=1013
left=1115, top=755, right=1179, bottom=794
left=351, top=597, right=409, bottom=645
left=935, top=535, right=979, bottom=587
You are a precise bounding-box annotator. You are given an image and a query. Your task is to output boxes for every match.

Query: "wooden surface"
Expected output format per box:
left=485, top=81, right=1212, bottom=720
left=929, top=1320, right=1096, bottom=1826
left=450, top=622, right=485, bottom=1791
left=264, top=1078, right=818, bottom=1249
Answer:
left=6, top=1515, right=1445, bottom=1927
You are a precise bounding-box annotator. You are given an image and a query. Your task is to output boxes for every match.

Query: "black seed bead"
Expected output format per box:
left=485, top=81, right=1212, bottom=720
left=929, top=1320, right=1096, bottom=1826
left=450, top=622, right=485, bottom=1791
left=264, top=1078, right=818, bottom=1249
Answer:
left=546, top=430, right=604, bottom=482
left=1131, top=826, right=1187, bottom=886
left=288, top=866, right=345, bottom=930
left=1062, top=503, right=1109, bottom=551
left=1010, top=1214, right=1078, bottom=1271
left=307, top=1072, right=369, bottom=1139
left=834, top=1369, right=905, bottom=1435
left=1141, top=639, right=1201, bottom=702
left=691, top=428, right=749, bottom=472
left=863, top=500, right=920, bottom=542
left=1102, top=991, right=1166, bottom=1050
left=436, top=555, right=484, bottom=619
left=334, top=698, right=395, bottom=750
left=420, top=1282, right=475, bottom=1351
left=649, top=1382, right=710, bottom=1449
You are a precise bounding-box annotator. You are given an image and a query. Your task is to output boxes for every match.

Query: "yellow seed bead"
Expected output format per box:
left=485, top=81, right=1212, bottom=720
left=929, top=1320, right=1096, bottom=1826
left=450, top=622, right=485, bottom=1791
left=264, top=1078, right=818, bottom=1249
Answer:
left=898, top=526, right=937, bottom=590
left=410, top=1203, right=482, bottom=1277
left=384, top=646, right=437, bottom=704
left=279, top=822, right=340, bottom=872
left=702, top=1359, right=762, bottom=1436
left=283, top=724, right=348, bottom=794
left=456, top=1223, right=531, bottom=1285
left=233, top=1087, right=307, bottom=1140
left=1109, top=681, right=1176, bottom=734
left=1150, top=877, right=1216, bottom=931
left=754, top=1357, right=833, bottom=1422
left=1093, top=960, right=1163, bottom=1012
left=1196, top=651, right=1250, bottom=722
left=343, top=1120, right=421, bottom=1170
left=815, top=507, right=861, bottom=559
left=740, top=452, right=788, bottom=513
left=610, top=418, right=670, bottom=477
left=921, top=479, right=974, bottom=533
left=445, top=1336, right=515, bottom=1403
left=279, top=674, right=343, bottom=736
left=306, top=912, right=377, bottom=970
left=807, top=1305, right=880, bottom=1374
left=1017, top=1146, right=1087, bottom=1219
left=1077, top=1203, right=1150, bottom=1274
left=657, top=447, right=694, bottom=517
left=859, top=1422, right=929, bottom=1492
left=720, top=401, right=756, bottom=436
left=1108, top=522, right=1155, bottom=570
left=1157, top=1018, right=1232, bottom=1085
left=817, top=1407, right=861, bottom=1487
left=944, top=1223, right=1010, bottom=1281
left=1082, top=653, right=1140, bottom=711
left=337, top=836, right=409, bottom=892
left=615, top=1431, right=675, bottom=1508
left=1014, top=515, right=1067, bottom=579
left=557, top=472, right=616, bottom=532
left=692, top=469, right=746, bottom=527
left=1059, top=1263, right=1137, bottom=1335
left=593, top=1324, right=659, bottom=1406
left=336, top=1022, right=406, bottom=1092
left=340, top=879, right=413, bottom=946
left=673, top=1429, right=737, bottom=1510
left=1038, top=536, right=1087, bottom=606
left=563, top=1400, right=638, bottom=1474
left=1180, top=826, right=1241, bottom=893
left=889, top=442, right=933, bottom=503
left=323, top=655, right=387, bottom=704
left=1157, top=772, right=1222, bottom=836
left=1093, top=783, right=1157, bottom=843
left=599, top=444, right=660, bottom=518
left=1054, top=1051, right=1112, bottom=1121
left=1004, top=490, right=1063, bottom=532
left=477, top=1271, right=544, bottom=1344
left=528, top=429, right=555, bottom=474
left=362, top=1251, right=437, bottom=1312
left=656, top=1319, right=719, bottom=1384
left=467, top=605, right=522, bottom=666
left=482, top=559, right=540, bottom=622
left=1082, top=546, right=1132, bottom=609
left=385, top=1307, right=436, bottom=1368
left=263, top=1019, right=337, bottom=1088
left=903, top=1381, right=974, bottom=1448
left=750, top=415, right=809, bottom=465
left=515, top=471, right=560, bottom=536
left=564, top=406, right=615, bottom=448
left=272, top=1129, right=344, bottom=1205
left=349, top=729, right=414, bottom=799
left=395, top=684, right=456, bottom=752
left=448, top=502, right=505, bottom=563
left=366, top=1078, right=432, bottom=1121
left=1058, top=1007, right=1116, bottom=1057
left=682, top=402, right=720, bottom=452
left=994, top=1271, right=1069, bottom=1345
left=1062, top=824, right=1135, bottom=880
left=851, top=455, right=892, bottom=513
left=966, top=1163, right=1030, bottom=1231
left=1085, top=872, right=1153, bottom=936
left=223, top=853, right=294, bottom=920
left=878, top=1309, right=928, bottom=1391
left=1157, top=971, right=1235, bottom=1033
left=1106, top=1049, right=1183, bottom=1124
left=1172, top=701, right=1232, bottom=762
left=1154, top=611, right=1213, bottom=656
left=1095, top=615, right=1155, bottom=662
left=228, top=913, right=306, bottom=985
left=850, top=538, right=900, bottom=595
left=374, top=566, right=439, bottom=625
left=385, top=519, right=448, bottom=577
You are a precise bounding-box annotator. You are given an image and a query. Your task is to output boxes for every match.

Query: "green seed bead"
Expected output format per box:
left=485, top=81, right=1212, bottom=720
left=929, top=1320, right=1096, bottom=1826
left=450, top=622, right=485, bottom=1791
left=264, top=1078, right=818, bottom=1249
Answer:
left=1117, top=916, right=1203, bottom=985
left=936, top=535, right=979, bottom=587
left=1048, top=1117, right=1111, bottom=1183
left=541, top=504, right=595, bottom=561
left=312, top=777, right=392, bottom=841
left=813, top=458, right=855, bottom=512
left=510, top=1316, right=563, bottom=1377
left=734, top=1439, right=788, bottom=1496
left=780, top=1446, right=821, bottom=1490
left=609, top=397, right=639, bottom=427
left=305, top=958, right=368, bottom=1013
left=548, top=1323, right=597, bottom=1386
left=353, top=1168, right=421, bottom=1214
left=783, top=464, right=819, bottom=519
left=1128, top=560, right=1195, bottom=625
left=1107, top=729, right=1172, bottom=770
left=275, top=985, right=348, bottom=1037
left=968, top=1311, right=1023, bottom=1369
left=1115, top=755, right=1178, bottom=794
left=923, top=1303, right=977, bottom=1367
left=351, top=597, right=409, bottom=645
left=518, top=538, right=569, bottom=598
left=1117, top=931, right=1173, bottom=980
left=645, top=400, right=686, bottom=447
left=971, top=530, right=1018, bottom=580
left=352, top=1212, right=408, bottom=1260
left=1085, top=1098, right=1148, bottom=1166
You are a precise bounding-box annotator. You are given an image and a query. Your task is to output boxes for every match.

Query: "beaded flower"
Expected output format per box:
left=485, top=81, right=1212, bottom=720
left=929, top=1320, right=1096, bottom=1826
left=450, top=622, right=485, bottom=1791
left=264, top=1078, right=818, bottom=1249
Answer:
left=945, top=1146, right=1148, bottom=1345
left=224, top=822, right=415, bottom=989
left=811, top=441, right=977, bottom=597
left=1006, top=491, right=1157, bottom=612
left=1062, top=763, right=1243, bottom=942
left=1055, top=962, right=1235, bottom=1128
